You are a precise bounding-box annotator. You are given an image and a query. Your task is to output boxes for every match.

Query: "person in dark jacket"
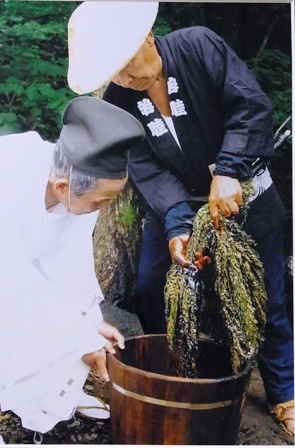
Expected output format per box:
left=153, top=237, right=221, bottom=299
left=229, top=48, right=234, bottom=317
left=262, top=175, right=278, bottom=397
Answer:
left=67, top=2, right=294, bottom=436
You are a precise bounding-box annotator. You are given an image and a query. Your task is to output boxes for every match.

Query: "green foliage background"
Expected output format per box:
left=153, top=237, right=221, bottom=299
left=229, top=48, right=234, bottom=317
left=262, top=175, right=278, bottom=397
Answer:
left=0, top=1, right=79, bottom=140
left=0, top=1, right=292, bottom=143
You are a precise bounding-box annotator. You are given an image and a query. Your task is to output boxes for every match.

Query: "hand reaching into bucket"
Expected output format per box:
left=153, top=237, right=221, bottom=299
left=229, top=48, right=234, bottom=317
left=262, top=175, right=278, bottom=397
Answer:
left=169, top=233, right=211, bottom=270
left=82, top=321, right=125, bottom=381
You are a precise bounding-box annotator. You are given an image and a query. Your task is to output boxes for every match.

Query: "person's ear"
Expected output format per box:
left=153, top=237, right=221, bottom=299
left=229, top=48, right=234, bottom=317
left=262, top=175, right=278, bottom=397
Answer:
left=54, top=179, right=69, bottom=197
left=146, top=31, right=154, bottom=46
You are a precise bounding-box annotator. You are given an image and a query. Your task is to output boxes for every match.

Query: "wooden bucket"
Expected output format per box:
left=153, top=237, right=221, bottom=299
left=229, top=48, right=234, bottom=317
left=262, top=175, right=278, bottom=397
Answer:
left=107, top=335, right=251, bottom=445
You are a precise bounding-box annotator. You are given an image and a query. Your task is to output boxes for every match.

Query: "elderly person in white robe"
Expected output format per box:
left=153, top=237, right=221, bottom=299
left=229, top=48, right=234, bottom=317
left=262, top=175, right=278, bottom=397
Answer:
left=0, top=96, right=144, bottom=437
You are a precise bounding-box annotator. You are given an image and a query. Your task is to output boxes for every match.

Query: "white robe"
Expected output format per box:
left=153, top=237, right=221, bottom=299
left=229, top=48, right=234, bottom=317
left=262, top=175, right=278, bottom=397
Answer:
left=0, top=131, right=107, bottom=433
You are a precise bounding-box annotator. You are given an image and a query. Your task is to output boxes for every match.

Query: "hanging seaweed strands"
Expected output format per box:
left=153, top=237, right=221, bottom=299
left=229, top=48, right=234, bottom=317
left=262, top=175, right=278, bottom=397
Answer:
left=164, top=181, right=267, bottom=377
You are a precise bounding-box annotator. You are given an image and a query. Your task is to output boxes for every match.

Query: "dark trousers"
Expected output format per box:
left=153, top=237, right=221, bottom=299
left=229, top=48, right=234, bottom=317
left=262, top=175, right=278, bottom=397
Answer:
left=134, top=224, right=294, bottom=405
left=255, top=224, right=294, bottom=404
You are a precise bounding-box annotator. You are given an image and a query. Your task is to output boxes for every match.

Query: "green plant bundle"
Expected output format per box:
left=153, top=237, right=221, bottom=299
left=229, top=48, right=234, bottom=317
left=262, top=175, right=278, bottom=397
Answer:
left=164, top=182, right=267, bottom=376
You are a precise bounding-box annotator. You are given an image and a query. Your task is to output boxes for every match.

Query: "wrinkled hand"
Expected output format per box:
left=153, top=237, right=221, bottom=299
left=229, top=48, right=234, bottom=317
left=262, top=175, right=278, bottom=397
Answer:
left=82, top=322, right=125, bottom=382
left=209, top=175, right=242, bottom=230
left=169, top=234, right=211, bottom=270
left=169, top=233, right=191, bottom=268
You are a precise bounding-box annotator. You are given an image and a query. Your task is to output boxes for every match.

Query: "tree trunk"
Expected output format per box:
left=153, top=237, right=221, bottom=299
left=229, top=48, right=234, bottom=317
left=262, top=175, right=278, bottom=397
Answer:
left=93, top=185, right=143, bottom=311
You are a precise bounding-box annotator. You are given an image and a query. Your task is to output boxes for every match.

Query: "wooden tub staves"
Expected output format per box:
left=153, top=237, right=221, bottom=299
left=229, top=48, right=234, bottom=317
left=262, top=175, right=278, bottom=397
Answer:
left=107, top=335, right=252, bottom=445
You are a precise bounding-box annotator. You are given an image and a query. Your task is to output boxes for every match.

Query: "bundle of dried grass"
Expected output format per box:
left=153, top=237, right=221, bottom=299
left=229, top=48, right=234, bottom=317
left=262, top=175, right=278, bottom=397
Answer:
left=164, top=181, right=267, bottom=377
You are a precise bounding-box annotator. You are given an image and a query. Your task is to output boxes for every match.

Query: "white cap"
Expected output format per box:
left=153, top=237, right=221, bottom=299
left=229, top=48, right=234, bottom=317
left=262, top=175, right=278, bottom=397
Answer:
left=67, top=1, right=159, bottom=94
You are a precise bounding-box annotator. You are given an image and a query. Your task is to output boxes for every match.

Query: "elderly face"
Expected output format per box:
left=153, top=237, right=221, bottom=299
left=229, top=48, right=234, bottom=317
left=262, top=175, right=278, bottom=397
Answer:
left=112, top=32, right=162, bottom=91
left=67, top=176, right=128, bottom=215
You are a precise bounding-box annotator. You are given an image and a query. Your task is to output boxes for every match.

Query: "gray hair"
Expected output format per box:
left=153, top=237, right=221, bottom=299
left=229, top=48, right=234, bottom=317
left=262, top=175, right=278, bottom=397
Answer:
left=51, top=139, right=99, bottom=196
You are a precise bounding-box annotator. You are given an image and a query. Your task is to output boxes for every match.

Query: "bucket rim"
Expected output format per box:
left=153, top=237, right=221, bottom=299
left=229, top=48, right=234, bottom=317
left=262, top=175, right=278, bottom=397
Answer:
left=107, top=334, right=252, bottom=384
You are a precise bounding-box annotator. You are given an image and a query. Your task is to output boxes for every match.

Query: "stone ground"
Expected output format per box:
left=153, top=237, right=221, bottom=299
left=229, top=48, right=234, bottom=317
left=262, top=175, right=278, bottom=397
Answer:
left=0, top=301, right=293, bottom=445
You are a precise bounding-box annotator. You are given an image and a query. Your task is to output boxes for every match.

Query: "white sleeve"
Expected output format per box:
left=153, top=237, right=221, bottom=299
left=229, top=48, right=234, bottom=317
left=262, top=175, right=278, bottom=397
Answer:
left=0, top=210, right=106, bottom=387
left=0, top=228, right=107, bottom=376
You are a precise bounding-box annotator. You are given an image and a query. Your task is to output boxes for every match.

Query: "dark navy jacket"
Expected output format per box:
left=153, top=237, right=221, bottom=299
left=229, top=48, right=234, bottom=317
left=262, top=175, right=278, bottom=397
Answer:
left=104, top=27, right=284, bottom=240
